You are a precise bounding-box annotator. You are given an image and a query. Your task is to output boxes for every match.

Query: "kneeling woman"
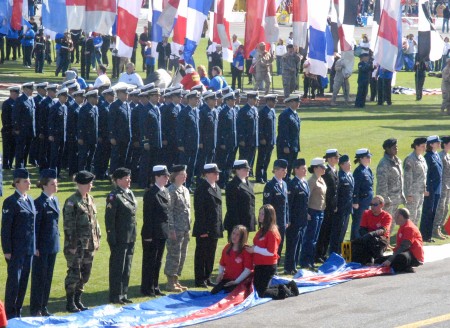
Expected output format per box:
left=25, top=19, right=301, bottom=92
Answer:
left=246, top=205, right=299, bottom=299
left=211, top=225, right=253, bottom=294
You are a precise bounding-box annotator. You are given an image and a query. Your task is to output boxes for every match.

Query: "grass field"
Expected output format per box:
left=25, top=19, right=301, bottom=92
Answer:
left=0, top=37, right=450, bottom=316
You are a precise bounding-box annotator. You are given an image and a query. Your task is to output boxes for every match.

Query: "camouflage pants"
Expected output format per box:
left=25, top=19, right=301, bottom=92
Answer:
left=332, top=77, right=350, bottom=102
left=64, top=247, right=95, bottom=294
left=282, top=73, right=296, bottom=97
left=434, top=188, right=450, bottom=228
left=406, top=193, right=425, bottom=226
left=254, top=70, right=271, bottom=94
left=164, top=231, right=190, bottom=277
left=441, top=89, right=450, bottom=111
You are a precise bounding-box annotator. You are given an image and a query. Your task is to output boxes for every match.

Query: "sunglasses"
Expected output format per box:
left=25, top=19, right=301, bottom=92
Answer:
left=370, top=202, right=380, bottom=207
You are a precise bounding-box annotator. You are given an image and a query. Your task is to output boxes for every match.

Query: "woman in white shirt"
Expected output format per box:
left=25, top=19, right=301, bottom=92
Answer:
left=359, top=35, right=371, bottom=55
left=274, top=39, right=287, bottom=76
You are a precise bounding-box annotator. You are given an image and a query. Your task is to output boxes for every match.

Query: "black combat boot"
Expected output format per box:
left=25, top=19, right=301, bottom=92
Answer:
left=74, top=291, right=89, bottom=311
left=66, top=293, right=81, bottom=313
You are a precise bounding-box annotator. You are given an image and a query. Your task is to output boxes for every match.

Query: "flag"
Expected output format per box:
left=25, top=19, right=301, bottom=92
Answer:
left=374, top=0, right=400, bottom=71
left=184, top=0, right=214, bottom=66
left=211, top=0, right=236, bottom=62
left=157, top=0, right=180, bottom=36
left=116, top=0, right=141, bottom=58
left=334, top=0, right=359, bottom=52
left=11, top=0, right=23, bottom=30
left=326, top=24, right=334, bottom=68
left=370, top=0, right=384, bottom=51
left=84, top=1, right=116, bottom=34
left=418, top=0, right=444, bottom=62
left=172, top=0, right=188, bottom=61
left=244, top=0, right=267, bottom=59
left=308, top=0, right=329, bottom=77
left=292, top=0, right=308, bottom=49
left=41, top=0, right=68, bottom=34
left=265, top=0, right=279, bottom=43
left=150, top=0, right=164, bottom=58
left=0, top=0, right=10, bottom=35
left=66, top=0, right=86, bottom=30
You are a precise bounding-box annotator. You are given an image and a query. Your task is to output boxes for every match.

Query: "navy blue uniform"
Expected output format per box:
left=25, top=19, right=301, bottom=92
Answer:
left=126, top=102, right=142, bottom=180
left=1, top=192, right=36, bottom=319
left=139, top=103, right=163, bottom=188
left=108, top=99, right=132, bottom=173
left=329, top=170, right=354, bottom=254
left=351, top=164, right=374, bottom=239
left=48, top=101, right=67, bottom=175
left=216, top=104, right=237, bottom=188
left=37, top=96, right=53, bottom=170
left=65, top=100, right=80, bottom=176
left=177, top=105, right=200, bottom=188
left=30, top=193, right=60, bottom=315
left=355, top=60, right=372, bottom=108
left=197, top=104, right=218, bottom=178
left=284, top=176, right=309, bottom=272
left=94, top=96, right=111, bottom=180
left=276, top=107, right=300, bottom=179
left=30, top=94, right=45, bottom=166
left=78, top=102, right=98, bottom=172
left=255, top=105, right=276, bottom=182
left=263, top=177, right=289, bottom=259
left=237, top=103, right=259, bottom=171
left=420, top=150, right=443, bottom=241
left=161, top=102, right=180, bottom=169
left=2, top=97, right=16, bottom=169
left=13, top=93, right=36, bottom=168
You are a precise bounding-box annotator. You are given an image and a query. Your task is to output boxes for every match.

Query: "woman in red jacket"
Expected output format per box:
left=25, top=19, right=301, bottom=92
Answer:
left=246, top=205, right=299, bottom=299
left=211, top=225, right=253, bottom=294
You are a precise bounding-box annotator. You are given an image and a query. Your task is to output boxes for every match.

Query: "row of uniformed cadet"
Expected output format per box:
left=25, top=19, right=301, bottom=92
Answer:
left=2, top=81, right=302, bottom=194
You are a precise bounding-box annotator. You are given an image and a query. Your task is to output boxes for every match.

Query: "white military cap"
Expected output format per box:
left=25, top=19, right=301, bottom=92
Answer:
left=355, top=148, right=372, bottom=158
left=22, top=82, right=34, bottom=89
left=264, top=94, right=278, bottom=100
left=102, top=88, right=115, bottom=95
left=284, top=94, right=301, bottom=103
left=84, top=89, right=98, bottom=97
left=35, top=82, right=49, bottom=89
left=45, top=84, right=59, bottom=91
left=56, top=88, right=69, bottom=97
left=203, top=163, right=221, bottom=173
left=66, top=82, right=80, bottom=90
left=324, top=149, right=340, bottom=158
left=223, top=92, right=236, bottom=101
left=73, top=90, right=85, bottom=97
left=152, top=165, right=170, bottom=176
left=186, top=90, right=201, bottom=98
left=202, top=91, right=216, bottom=100
left=7, top=85, right=21, bottom=92
left=62, top=79, right=76, bottom=87
left=233, top=160, right=250, bottom=169
left=427, top=135, right=441, bottom=143
left=191, top=84, right=204, bottom=92
left=310, top=157, right=326, bottom=167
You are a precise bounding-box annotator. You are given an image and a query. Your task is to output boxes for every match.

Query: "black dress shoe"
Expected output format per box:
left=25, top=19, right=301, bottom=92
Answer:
left=110, top=297, right=125, bottom=305
left=154, top=289, right=166, bottom=296
left=195, top=281, right=208, bottom=288
left=283, top=270, right=295, bottom=275
left=206, top=279, right=217, bottom=287
left=30, top=310, right=42, bottom=317
left=41, top=309, right=53, bottom=317
left=141, top=289, right=156, bottom=297
left=121, top=298, right=133, bottom=303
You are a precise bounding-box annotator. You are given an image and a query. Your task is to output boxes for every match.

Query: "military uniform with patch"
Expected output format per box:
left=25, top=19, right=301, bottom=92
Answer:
left=434, top=145, right=450, bottom=234
left=63, top=188, right=100, bottom=311
left=404, top=150, right=427, bottom=225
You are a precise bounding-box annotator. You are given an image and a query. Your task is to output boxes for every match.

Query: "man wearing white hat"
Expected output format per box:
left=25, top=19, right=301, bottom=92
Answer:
left=276, top=94, right=301, bottom=179
left=2, top=86, right=20, bottom=169
left=48, top=88, right=69, bottom=175
left=13, top=82, right=36, bottom=169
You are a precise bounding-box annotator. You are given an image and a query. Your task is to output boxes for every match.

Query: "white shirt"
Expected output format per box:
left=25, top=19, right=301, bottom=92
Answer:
left=275, top=44, right=287, bottom=57
left=93, top=74, right=111, bottom=89
left=232, top=40, right=242, bottom=53
left=359, top=41, right=370, bottom=54
left=286, top=37, right=293, bottom=45
left=118, top=72, right=144, bottom=88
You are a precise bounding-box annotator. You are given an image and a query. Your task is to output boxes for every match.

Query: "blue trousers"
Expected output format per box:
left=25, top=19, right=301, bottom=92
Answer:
left=329, top=208, right=352, bottom=255
left=351, top=195, right=372, bottom=240
left=139, top=147, right=160, bottom=188
left=277, top=147, right=298, bottom=180
left=179, top=148, right=198, bottom=188
left=15, top=134, right=32, bottom=168
left=284, top=223, right=307, bottom=272
left=420, top=193, right=441, bottom=241
left=30, top=253, right=57, bottom=314
left=196, top=147, right=215, bottom=178
left=216, top=146, right=237, bottom=188
left=5, top=254, right=32, bottom=319
left=300, top=209, right=324, bottom=267
left=94, top=139, right=111, bottom=180
left=238, top=145, right=257, bottom=173
left=78, top=143, right=97, bottom=172
left=110, top=142, right=130, bottom=174
left=255, top=145, right=274, bottom=182
left=49, top=139, right=65, bottom=176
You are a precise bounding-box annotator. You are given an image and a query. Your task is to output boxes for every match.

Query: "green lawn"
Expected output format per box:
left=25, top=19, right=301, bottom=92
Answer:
left=0, top=38, right=449, bottom=316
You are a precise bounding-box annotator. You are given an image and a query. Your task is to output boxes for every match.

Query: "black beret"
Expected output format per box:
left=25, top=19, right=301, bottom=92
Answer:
left=112, top=167, right=131, bottom=180
left=13, top=168, right=29, bottom=179
left=74, top=171, right=95, bottom=184
left=339, top=154, right=350, bottom=164
left=293, top=158, right=306, bottom=167
left=40, top=169, right=57, bottom=179
left=171, top=165, right=187, bottom=173
left=411, top=137, right=427, bottom=148
left=274, top=159, right=288, bottom=169
left=382, top=138, right=397, bottom=149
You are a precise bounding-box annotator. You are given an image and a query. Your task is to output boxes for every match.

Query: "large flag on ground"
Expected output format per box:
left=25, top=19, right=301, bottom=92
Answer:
left=374, top=0, right=401, bottom=71
left=244, top=0, right=267, bottom=59
left=42, top=0, right=68, bottom=34
left=418, top=0, right=445, bottom=62
left=171, top=0, right=187, bottom=60
left=210, top=0, right=236, bottom=62
left=157, top=0, right=180, bottom=36
left=265, top=0, right=279, bottom=43
left=308, top=0, right=329, bottom=77
left=292, top=0, right=308, bottom=49
left=184, top=0, right=214, bottom=66
left=116, top=0, right=141, bottom=58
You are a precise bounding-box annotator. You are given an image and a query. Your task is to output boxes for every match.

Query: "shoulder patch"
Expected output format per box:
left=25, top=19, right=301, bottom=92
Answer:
left=108, top=193, right=116, bottom=201
left=264, top=193, right=270, bottom=198
left=2, top=209, right=8, bottom=214
left=107, top=203, right=112, bottom=209
left=66, top=201, right=74, bottom=207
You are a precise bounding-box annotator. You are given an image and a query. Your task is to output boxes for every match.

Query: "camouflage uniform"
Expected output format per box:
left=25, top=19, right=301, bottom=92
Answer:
left=63, top=191, right=100, bottom=296
left=434, top=150, right=450, bottom=229
left=441, top=65, right=450, bottom=112
left=253, top=50, right=274, bottom=94
left=164, top=183, right=191, bottom=278
left=331, top=58, right=351, bottom=104
left=404, top=151, right=427, bottom=225
left=376, top=154, right=406, bottom=222
left=281, top=52, right=301, bottom=97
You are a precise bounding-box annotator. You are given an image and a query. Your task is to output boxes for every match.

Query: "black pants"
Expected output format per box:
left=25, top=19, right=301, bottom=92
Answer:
left=255, top=145, right=274, bottom=182
left=30, top=253, right=57, bottom=314
left=370, top=77, right=377, bottom=101
left=284, top=224, right=307, bottom=272
left=35, top=52, right=45, bottom=73
left=276, top=148, right=298, bottom=180
left=377, top=78, right=392, bottom=105
left=351, top=235, right=389, bottom=264
left=110, top=142, right=130, bottom=174
left=210, top=279, right=238, bottom=295
left=29, top=136, right=39, bottom=166
left=231, top=66, right=243, bottom=90
left=15, top=134, right=32, bottom=169
left=303, top=76, right=317, bottom=98
left=109, top=242, right=134, bottom=300
left=217, top=146, right=238, bottom=188
left=81, top=54, right=91, bottom=80
left=112, top=56, right=120, bottom=78
left=126, top=144, right=141, bottom=183
left=355, top=81, right=369, bottom=107
left=377, top=252, right=421, bottom=273
left=194, top=237, right=218, bottom=284
left=238, top=145, right=256, bottom=173
left=2, top=130, right=15, bottom=169
left=94, top=140, right=111, bottom=180
left=329, top=208, right=352, bottom=255
left=253, top=264, right=276, bottom=297
left=6, top=38, right=18, bottom=60
left=179, top=148, right=198, bottom=188
left=195, top=147, right=215, bottom=179
left=38, top=137, right=49, bottom=170
left=101, top=39, right=110, bottom=66
left=315, top=207, right=336, bottom=260
left=23, top=46, right=32, bottom=66
left=415, top=74, right=425, bottom=100
left=66, top=139, right=78, bottom=176
left=160, top=143, right=178, bottom=170
left=49, top=139, right=65, bottom=176
left=245, top=59, right=253, bottom=83
left=78, top=143, right=97, bottom=172
left=141, top=239, right=165, bottom=294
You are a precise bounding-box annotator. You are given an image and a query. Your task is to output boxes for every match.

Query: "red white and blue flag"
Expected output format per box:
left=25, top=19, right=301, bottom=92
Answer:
left=308, top=0, right=329, bottom=77
left=210, top=0, right=236, bottom=62
left=116, top=0, right=141, bottom=58
left=157, top=0, right=180, bottom=36
left=171, top=0, right=188, bottom=60
left=149, top=0, right=164, bottom=58
left=292, top=0, right=308, bottom=49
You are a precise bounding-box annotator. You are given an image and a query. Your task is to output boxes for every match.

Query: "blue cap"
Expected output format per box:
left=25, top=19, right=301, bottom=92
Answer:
left=273, top=159, right=288, bottom=169
left=40, top=169, right=57, bottom=179
left=293, top=158, right=306, bottom=167
left=339, top=154, right=350, bottom=164
left=13, top=168, right=29, bottom=179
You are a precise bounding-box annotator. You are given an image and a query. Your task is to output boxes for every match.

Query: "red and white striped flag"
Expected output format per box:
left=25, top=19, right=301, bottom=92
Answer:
left=210, top=0, right=236, bottom=62
left=244, top=0, right=267, bottom=58
left=117, top=0, right=141, bottom=58
left=84, top=0, right=116, bottom=34
left=157, top=0, right=180, bottom=36
left=374, top=0, right=400, bottom=71
left=265, top=0, right=279, bottom=43
left=172, top=0, right=187, bottom=59
left=66, top=0, right=86, bottom=30
left=11, top=0, right=24, bottom=30
left=292, top=0, right=308, bottom=49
